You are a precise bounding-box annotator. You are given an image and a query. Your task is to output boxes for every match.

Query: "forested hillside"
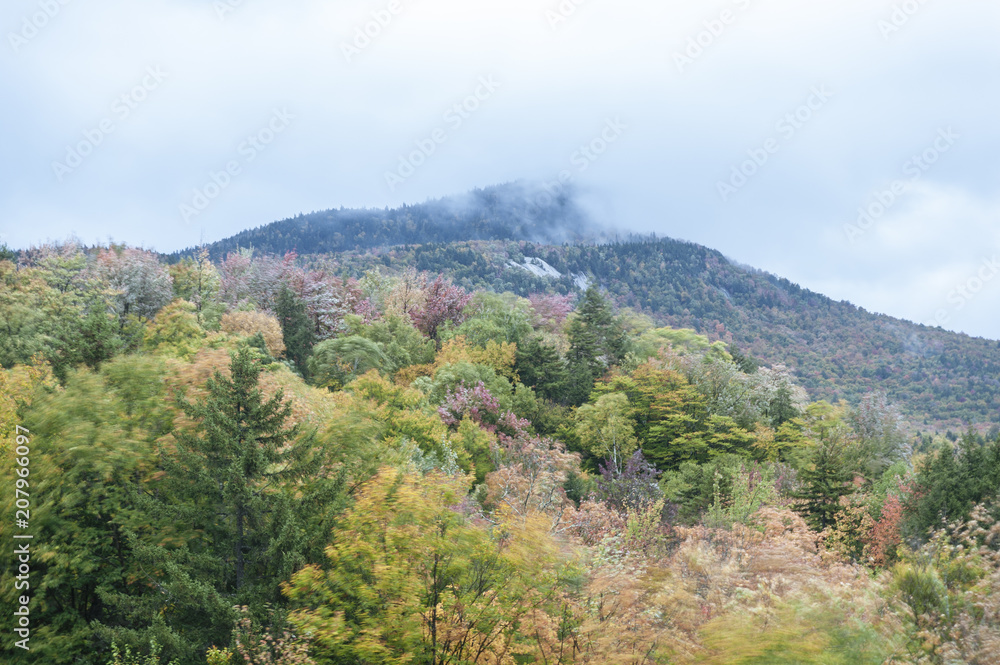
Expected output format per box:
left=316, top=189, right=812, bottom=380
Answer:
left=173, top=183, right=1000, bottom=430
left=4, top=242, right=1000, bottom=664
left=170, top=182, right=602, bottom=262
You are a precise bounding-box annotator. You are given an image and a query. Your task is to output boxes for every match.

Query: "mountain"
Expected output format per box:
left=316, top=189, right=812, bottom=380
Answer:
left=175, top=183, right=1000, bottom=430
left=171, top=182, right=605, bottom=262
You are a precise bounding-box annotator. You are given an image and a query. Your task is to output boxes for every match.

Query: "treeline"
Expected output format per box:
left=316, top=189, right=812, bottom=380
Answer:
left=309, top=237, right=1000, bottom=429
left=163, top=180, right=1000, bottom=427
left=168, top=181, right=600, bottom=263
left=3, top=244, right=1000, bottom=664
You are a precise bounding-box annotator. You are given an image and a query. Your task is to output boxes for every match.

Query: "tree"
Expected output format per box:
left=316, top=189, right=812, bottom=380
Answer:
left=166, top=347, right=307, bottom=598
left=87, top=247, right=174, bottom=327
left=69, top=296, right=125, bottom=368
left=528, top=292, right=573, bottom=333
left=220, top=310, right=286, bottom=358
left=169, top=247, right=223, bottom=328
left=0, top=260, right=82, bottom=374
left=275, top=286, right=315, bottom=378
left=0, top=357, right=222, bottom=665
left=794, top=433, right=852, bottom=531
left=285, top=468, right=560, bottom=665
left=567, top=287, right=627, bottom=388
left=908, top=431, right=1000, bottom=539
left=307, top=335, right=388, bottom=389
left=450, top=291, right=533, bottom=347
left=849, top=391, right=908, bottom=478
left=575, top=392, right=638, bottom=473
left=345, top=313, right=435, bottom=373
left=409, top=275, right=471, bottom=340
left=143, top=300, right=205, bottom=360
left=515, top=336, right=569, bottom=403
left=595, top=450, right=662, bottom=511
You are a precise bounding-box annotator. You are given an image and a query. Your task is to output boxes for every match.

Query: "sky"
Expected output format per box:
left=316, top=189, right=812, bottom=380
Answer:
left=2, top=0, right=999, bottom=340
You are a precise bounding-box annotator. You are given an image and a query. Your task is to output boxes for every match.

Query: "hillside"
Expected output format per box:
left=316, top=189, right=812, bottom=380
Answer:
left=171, top=182, right=604, bottom=262
left=176, top=184, right=1000, bottom=429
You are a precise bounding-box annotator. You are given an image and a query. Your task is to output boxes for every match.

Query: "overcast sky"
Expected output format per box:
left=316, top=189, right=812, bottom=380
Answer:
left=2, top=0, right=999, bottom=339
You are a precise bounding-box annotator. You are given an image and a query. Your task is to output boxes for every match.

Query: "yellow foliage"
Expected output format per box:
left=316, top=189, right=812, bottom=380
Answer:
left=220, top=309, right=286, bottom=357
left=0, top=359, right=58, bottom=454
left=434, top=336, right=518, bottom=381
left=143, top=299, right=206, bottom=359
left=393, top=362, right=435, bottom=386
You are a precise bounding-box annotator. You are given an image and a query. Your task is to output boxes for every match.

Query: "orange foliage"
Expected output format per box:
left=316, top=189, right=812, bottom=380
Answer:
left=221, top=310, right=286, bottom=357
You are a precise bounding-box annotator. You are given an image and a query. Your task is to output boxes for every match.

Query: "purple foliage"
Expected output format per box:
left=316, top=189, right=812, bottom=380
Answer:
left=595, top=450, right=663, bottom=511
left=438, top=381, right=501, bottom=427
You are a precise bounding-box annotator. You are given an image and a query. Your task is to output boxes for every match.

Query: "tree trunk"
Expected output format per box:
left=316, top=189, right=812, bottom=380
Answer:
left=236, top=504, right=245, bottom=590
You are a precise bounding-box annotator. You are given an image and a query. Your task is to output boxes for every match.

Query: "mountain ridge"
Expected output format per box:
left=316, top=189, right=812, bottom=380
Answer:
left=171, top=182, right=1000, bottom=430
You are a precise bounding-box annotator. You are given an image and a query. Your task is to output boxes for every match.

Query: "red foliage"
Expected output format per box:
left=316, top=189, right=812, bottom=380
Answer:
left=528, top=293, right=573, bottom=332
left=410, top=275, right=471, bottom=339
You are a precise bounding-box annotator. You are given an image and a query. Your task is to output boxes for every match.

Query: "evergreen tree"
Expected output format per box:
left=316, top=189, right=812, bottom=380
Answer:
left=729, top=345, right=760, bottom=374
left=166, top=347, right=309, bottom=601
left=275, top=286, right=315, bottom=379
left=515, top=336, right=569, bottom=403
left=768, top=385, right=799, bottom=428
left=567, top=287, right=627, bottom=385
left=794, top=435, right=852, bottom=531
left=908, top=430, right=1000, bottom=538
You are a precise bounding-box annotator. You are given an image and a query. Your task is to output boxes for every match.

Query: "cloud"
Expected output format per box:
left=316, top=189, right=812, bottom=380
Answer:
left=1, top=0, right=998, bottom=338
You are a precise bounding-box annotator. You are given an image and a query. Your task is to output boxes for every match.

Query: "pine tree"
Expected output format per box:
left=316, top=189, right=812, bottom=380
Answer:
left=794, top=436, right=852, bottom=531
left=515, top=336, right=569, bottom=403
left=275, top=286, right=315, bottom=379
left=168, top=346, right=307, bottom=599
left=567, top=287, right=627, bottom=389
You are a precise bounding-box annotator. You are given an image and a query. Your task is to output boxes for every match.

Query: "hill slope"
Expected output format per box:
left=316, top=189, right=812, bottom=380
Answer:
left=178, top=183, right=1000, bottom=429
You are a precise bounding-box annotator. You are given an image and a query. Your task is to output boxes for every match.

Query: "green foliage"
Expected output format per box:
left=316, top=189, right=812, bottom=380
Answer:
left=699, top=600, right=894, bottom=664
left=275, top=286, right=315, bottom=378
left=0, top=360, right=171, bottom=664
left=169, top=248, right=224, bottom=329
left=908, top=430, right=1000, bottom=539
left=67, top=297, right=126, bottom=369
left=514, top=335, right=570, bottom=404
left=566, top=287, right=628, bottom=397
left=447, top=290, right=533, bottom=346
left=108, top=640, right=179, bottom=665
left=794, top=433, right=852, bottom=531
left=0, top=261, right=81, bottom=375
left=632, top=326, right=723, bottom=361
left=285, top=468, right=562, bottom=665
left=143, top=300, right=205, bottom=360
left=575, top=392, right=637, bottom=472
left=345, top=313, right=434, bottom=373
left=662, top=454, right=782, bottom=525
left=164, top=347, right=309, bottom=600
left=307, top=335, right=389, bottom=389
left=705, top=460, right=780, bottom=529
left=426, top=360, right=514, bottom=412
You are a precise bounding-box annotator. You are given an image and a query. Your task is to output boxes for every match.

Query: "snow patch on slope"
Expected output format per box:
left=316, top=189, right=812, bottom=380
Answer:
left=507, top=257, right=563, bottom=279
left=507, top=256, right=592, bottom=290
